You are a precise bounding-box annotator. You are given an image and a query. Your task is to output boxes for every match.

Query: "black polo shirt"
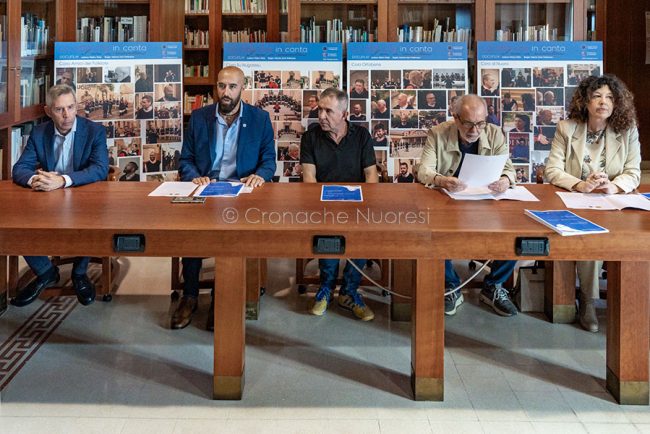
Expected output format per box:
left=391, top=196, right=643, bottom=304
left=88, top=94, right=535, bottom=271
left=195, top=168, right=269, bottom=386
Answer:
left=300, top=122, right=376, bottom=183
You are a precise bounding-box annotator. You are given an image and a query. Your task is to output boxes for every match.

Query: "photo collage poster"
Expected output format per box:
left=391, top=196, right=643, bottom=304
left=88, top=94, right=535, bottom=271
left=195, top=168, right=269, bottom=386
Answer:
left=223, top=43, right=343, bottom=181
left=347, top=42, right=468, bottom=183
left=54, top=42, right=183, bottom=182
left=477, top=41, right=603, bottom=184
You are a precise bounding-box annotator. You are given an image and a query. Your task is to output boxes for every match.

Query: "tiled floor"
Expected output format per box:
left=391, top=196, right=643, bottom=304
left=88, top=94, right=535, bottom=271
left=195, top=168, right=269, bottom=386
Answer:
left=1, top=257, right=650, bottom=434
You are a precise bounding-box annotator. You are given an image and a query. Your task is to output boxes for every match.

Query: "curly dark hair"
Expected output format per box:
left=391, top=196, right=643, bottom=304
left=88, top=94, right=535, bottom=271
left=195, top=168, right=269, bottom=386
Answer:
left=567, top=74, right=637, bottom=133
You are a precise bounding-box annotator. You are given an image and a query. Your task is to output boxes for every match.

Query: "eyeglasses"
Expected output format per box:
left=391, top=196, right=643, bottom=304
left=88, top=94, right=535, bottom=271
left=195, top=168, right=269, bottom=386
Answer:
left=456, top=116, right=487, bottom=130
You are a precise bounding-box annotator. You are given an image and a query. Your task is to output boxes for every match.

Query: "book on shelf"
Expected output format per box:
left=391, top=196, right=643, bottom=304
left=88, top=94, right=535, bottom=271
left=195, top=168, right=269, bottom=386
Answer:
left=496, top=24, right=558, bottom=42
left=21, top=13, right=49, bottom=56
left=222, top=0, right=267, bottom=14
left=301, top=18, right=375, bottom=44
left=397, top=21, right=472, bottom=50
left=186, top=0, right=209, bottom=14
left=184, top=64, right=209, bottom=78
left=183, top=92, right=214, bottom=113
left=77, top=16, right=148, bottom=42
left=10, top=123, right=36, bottom=177
left=184, top=27, right=209, bottom=48
left=19, top=63, right=50, bottom=108
left=0, top=15, right=6, bottom=59
left=525, top=209, right=609, bottom=236
left=223, top=29, right=266, bottom=43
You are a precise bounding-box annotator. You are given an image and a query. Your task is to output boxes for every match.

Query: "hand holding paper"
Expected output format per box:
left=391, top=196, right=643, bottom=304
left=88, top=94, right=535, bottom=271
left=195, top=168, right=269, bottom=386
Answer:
left=456, top=153, right=508, bottom=195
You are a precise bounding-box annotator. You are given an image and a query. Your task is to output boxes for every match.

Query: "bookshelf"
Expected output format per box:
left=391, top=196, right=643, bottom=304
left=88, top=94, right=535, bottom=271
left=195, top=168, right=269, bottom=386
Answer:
left=287, top=0, right=388, bottom=43
left=181, top=0, right=282, bottom=116
left=485, top=0, right=586, bottom=42
left=183, top=0, right=216, bottom=114
left=0, top=1, right=7, bottom=120
left=586, top=0, right=596, bottom=41
left=388, top=0, right=473, bottom=49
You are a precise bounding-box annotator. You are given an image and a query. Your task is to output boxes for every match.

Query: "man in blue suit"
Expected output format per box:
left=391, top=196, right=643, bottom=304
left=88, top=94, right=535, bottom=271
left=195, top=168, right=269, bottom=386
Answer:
left=173, top=66, right=276, bottom=330
left=12, top=84, right=109, bottom=307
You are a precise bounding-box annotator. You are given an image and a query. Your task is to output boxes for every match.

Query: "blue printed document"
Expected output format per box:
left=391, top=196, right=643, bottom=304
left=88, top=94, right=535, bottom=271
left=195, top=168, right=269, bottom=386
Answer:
left=321, top=185, right=363, bottom=202
left=642, top=193, right=650, bottom=200
left=196, top=182, right=244, bottom=197
left=525, top=210, right=609, bottom=236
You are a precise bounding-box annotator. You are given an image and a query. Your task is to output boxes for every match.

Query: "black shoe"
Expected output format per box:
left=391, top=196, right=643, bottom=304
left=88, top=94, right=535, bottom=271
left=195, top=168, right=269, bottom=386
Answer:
left=206, top=299, right=214, bottom=332
left=11, top=267, right=60, bottom=307
left=72, top=274, right=96, bottom=306
left=444, top=287, right=464, bottom=316
left=480, top=284, right=518, bottom=317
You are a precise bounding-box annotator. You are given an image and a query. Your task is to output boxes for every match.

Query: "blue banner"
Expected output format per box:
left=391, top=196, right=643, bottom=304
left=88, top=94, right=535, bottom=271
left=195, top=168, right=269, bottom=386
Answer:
left=224, top=43, right=342, bottom=62
left=54, top=42, right=182, bottom=60
left=477, top=41, right=602, bottom=61
left=347, top=42, right=467, bottom=61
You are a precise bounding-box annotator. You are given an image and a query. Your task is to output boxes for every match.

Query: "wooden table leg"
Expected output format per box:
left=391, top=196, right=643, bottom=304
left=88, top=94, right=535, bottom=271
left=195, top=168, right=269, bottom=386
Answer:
left=411, top=258, right=444, bottom=401
left=213, top=257, right=246, bottom=400
left=246, top=258, right=260, bottom=320
left=391, top=259, right=414, bottom=322
left=544, top=261, right=576, bottom=323
left=606, top=261, right=649, bottom=405
left=8, top=255, right=18, bottom=298
left=0, top=255, right=7, bottom=316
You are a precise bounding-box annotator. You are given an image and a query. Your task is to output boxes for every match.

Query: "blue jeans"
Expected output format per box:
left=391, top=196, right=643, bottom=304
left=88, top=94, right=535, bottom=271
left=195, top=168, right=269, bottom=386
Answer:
left=25, top=256, right=90, bottom=277
left=445, top=260, right=516, bottom=290
left=319, top=258, right=366, bottom=295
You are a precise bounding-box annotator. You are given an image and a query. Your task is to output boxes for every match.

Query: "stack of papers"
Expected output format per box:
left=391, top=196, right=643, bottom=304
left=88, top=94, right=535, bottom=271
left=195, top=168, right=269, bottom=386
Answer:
left=525, top=209, right=609, bottom=236
left=556, top=192, right=650, bottom=211
left=443, top=185, right=539, bottom=201
left=321, top=185, right=363, bottom=202
left=148, top=182, right=199, bottom=197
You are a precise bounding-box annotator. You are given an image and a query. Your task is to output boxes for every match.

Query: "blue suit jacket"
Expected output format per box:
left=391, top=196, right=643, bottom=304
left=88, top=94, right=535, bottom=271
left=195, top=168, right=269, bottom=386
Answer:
left=12, top=116, right=109, bottom=187
left=179, top=103, right=276, bottom=181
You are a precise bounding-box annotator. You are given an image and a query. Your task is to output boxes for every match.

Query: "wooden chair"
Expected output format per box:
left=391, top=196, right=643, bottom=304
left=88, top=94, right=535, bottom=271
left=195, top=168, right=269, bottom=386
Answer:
left=7, top=166, right=122, bottom=302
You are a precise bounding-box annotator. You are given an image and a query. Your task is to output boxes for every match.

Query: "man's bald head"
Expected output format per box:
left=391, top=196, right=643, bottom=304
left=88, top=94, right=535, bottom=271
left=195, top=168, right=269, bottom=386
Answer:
left=218, top=66, right=245, bottom=86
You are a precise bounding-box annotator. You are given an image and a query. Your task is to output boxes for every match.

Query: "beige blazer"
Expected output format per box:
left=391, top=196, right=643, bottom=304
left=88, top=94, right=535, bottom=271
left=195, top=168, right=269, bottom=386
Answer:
left=544, top=119, right=641, bottom=193
left=416, top=121, right=515, bottom=186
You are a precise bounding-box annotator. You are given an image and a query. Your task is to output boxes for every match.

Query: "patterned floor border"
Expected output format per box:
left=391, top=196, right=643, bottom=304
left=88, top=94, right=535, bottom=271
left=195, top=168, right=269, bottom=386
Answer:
left=0, top=297, right=77, bottom=391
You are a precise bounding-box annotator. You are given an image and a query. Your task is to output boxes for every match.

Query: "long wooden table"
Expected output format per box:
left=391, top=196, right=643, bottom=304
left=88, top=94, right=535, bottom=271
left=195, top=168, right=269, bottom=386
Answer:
left=0, top=181, right=648, bottom=404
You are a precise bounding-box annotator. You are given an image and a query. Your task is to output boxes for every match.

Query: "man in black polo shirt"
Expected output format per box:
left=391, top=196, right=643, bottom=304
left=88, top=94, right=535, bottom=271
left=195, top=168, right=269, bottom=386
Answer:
left=300, top=87, right=378, bottom=321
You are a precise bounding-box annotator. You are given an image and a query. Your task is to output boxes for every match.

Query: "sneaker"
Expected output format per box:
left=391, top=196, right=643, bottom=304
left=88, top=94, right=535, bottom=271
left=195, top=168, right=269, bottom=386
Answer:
left=310, top=287, right=331, bottom=316
left=337, top=291, right=374, bottom=321
left=444, top=287, right=464, bottom=316
left=480, top=284, right=518, bottom=317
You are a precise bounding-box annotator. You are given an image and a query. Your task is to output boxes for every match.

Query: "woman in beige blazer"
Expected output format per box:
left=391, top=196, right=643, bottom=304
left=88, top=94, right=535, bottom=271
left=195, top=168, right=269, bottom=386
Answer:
left=545, top=74, right=641, bottom=333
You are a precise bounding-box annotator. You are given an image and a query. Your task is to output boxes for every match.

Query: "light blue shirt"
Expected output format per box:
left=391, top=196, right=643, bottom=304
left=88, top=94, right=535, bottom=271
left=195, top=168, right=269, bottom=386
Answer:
left=213, top=106, right=242, bottom=181
left=53, top=118, right=77, bottom=187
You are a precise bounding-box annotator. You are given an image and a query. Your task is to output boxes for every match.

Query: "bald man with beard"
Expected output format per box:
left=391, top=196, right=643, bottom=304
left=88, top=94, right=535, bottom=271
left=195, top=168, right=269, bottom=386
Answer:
left=173, top=66, right=276, bottom=331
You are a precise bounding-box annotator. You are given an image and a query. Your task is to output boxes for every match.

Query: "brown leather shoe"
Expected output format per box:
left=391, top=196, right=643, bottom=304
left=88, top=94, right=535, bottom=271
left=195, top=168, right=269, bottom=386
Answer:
left=171, top=296, right=197, bottom=329
left=206, top=299, right=214, bottom=331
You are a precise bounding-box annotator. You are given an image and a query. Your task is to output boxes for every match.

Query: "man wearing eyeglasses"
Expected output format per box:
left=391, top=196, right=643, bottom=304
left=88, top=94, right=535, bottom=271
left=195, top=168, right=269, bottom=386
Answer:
left=11, top=84, right=109, bottom=307
left=417, top=94, right=518, bottom=318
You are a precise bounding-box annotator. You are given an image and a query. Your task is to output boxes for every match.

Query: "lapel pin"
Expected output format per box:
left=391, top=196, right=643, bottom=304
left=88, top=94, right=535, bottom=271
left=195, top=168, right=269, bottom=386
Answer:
left=243, top=123, right=247, bottom=128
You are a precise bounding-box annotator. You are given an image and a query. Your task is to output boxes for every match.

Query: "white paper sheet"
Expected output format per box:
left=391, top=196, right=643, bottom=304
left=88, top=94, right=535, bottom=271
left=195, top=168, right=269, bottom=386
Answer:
left=148, top=182, right=198, bottom=197
left=456, top=153, right=509, bottom=195
left=444, top=186, right=539, bottom=201
left=556, top=192, right=650, bottom=211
